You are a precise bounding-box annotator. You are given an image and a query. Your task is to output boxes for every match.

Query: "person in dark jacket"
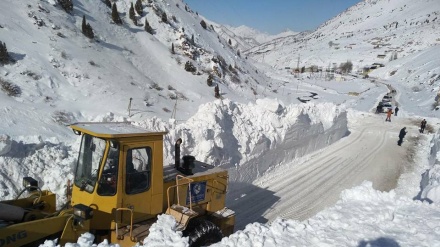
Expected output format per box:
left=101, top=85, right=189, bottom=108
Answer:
left=394, top=106, right=399, bottom=116
left=420, top=119, right=427, bottom=133
left=398, top=127, right=407, bottom=146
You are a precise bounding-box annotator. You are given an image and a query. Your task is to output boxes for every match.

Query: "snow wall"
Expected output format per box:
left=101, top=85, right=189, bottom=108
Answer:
left=139, top=98, right=349, bottom=184
left=0, top=99, right=348, bottom=205
left=418, top=129, right=440, bottom=202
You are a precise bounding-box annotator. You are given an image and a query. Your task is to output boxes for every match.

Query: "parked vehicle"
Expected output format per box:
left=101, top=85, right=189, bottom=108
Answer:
left=382, top=94, right=393, bottom=103
left=382, top=102, right=393, bottom=113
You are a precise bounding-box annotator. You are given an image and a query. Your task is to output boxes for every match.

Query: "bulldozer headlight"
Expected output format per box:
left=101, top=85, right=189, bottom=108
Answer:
left=23, top=177, right=38, bottom=191
left=73, top=204, right=93, bottom=221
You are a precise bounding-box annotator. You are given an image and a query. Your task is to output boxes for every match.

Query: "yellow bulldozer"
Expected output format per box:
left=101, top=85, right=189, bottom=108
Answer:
left=0, top=122, right=235, bottom=246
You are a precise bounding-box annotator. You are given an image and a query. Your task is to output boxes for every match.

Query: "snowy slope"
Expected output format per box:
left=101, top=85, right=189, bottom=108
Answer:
left=1, top=0, right=440, bottom=246
left=248, top=0, right=440, bottom=71
left=211, top=23, right=298, bottom=52
left=0, top=0, right=275, bottom=139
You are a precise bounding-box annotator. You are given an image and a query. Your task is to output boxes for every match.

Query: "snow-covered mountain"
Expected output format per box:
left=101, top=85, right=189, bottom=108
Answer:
left=247, top=0, right=440, bottom=71
left=211, top=23, right=298, bottom=52
left=0, top=0, right=277, bottom=138
left=2, top=0, right=440, bottom=246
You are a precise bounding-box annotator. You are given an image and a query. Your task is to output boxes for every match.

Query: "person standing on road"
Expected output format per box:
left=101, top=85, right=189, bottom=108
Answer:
left=398, top=127, right=407, bottom=146
left=385, top=108, right=393, bottom=122
left=420, top=119, right=427, bottom=133
left=376, top=105, right=381, bottom=114
left=394, top=106, right=399, bottom=116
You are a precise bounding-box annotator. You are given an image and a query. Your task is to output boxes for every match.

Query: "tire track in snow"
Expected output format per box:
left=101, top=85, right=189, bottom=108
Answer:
left=276, top=127, right=389, bottom=221
left=232, top=123, right=370, bottom=229
left=253, top=116, right=395, bottom=225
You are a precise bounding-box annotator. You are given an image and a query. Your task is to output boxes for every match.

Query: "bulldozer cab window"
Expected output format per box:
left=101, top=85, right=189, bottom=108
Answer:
left=125, top=147, right=151, bottom=195
left=74, top=134, right=106, bottom=193
left=97, top=144, right=119, bottom=196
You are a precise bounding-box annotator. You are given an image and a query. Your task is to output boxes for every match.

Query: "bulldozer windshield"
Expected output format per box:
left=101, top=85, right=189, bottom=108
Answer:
left=74, top=134, right=107, bottom=193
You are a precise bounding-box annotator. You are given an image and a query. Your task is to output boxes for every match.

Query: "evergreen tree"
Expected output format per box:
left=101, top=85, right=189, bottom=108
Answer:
left=161, top=12, right=167, bottom=23
left=0, top=42, right=10, bottom=64
left=82, top=15, right=87, bottom=33
left=228, top=39, right=232, bottom=45
left=82, top=15, right=94, bottom=39
left=200, top=20, right=207, bottom=29
left=144, top=18, right=153, bottom=34
left=237, top=49, right=241, bottom=57
left=104, top=0, right=111, bottom=8
left=85, top=23, right=94, bottom=39
left=191, top=34, right=194, bottom=45
left=129, top=3, right=135, bottom=20
left=111, top=3, right=122, bottom=24
left=171, top=43, right=175, bottom=54
left=135, top=0, right=143, bottom=15
left=58, top=0, right=73, bottom=13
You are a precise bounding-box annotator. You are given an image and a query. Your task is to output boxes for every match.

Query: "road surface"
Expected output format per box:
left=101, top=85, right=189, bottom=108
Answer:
left=229, top=112, right=417, bottom=230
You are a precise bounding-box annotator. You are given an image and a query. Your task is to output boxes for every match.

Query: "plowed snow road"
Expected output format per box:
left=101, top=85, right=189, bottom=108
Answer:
left=229, top=113, right=417, bottom=230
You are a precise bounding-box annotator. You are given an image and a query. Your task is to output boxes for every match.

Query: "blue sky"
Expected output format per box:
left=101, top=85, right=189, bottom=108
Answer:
left=184, top=0, right=362, bottom=34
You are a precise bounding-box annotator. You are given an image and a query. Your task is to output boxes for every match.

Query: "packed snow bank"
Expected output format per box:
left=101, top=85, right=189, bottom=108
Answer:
left=138, top=99, right=348, bottom=183
left=210, top=181, right=440, bottom=247
left=0, top=134, right=11, bottom=156
left=418, top=129, right=440, bottom=203
left=0, top=99, right=346, bottom=204
left=0, top=137, right=75, bottom=205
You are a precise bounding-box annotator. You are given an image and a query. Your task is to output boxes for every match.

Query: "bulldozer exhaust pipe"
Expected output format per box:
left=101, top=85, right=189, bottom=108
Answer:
left=175, top=138, right=182, bottom=169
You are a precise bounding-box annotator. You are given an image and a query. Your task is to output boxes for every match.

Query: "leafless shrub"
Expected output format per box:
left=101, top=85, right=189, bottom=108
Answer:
left=162, top=107, right=171, bottom=113
left=52, top=110, right=75, bottom=125
left=21, top=70, right=41, bottom=80
left=389, top=70, right=397, bottom=76
left=56, top=32, right=65, bottom=38
left=411, top=86, right=421, bottom=92
left=89, top=60, right=98, bottom=66
left=60, top=50, right=68, bottom=59
left=231, top=75, right=240, bottom=84
left=0, top=78, right=21, bottom=97
left=176, top=91, right=187, bottom=100
left=44, top=96, right=53, bottom=103
left=150, top=83, right=163, bottom=91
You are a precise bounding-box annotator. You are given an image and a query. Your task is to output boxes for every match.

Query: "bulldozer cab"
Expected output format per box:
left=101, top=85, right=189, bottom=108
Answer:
left=70, top=122, right=167, bottom=229
left=0, top=122, right=234, bottom=247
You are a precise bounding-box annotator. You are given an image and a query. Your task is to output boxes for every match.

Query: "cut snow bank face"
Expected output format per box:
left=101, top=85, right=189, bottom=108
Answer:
left=0, top=99, right=347, bottom=209
left=418, top=129, right=440, bottom=202
left=0, top=134, right=12, bottom=156
left=138, top=98, right=348, bottom=184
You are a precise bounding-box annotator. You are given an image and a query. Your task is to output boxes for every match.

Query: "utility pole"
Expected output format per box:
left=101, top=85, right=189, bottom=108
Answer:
left=128, top=97, right=133, bottom=117
left=171, top=98, right=178, bottom=119
left=296, top=54, right=300, bottom=78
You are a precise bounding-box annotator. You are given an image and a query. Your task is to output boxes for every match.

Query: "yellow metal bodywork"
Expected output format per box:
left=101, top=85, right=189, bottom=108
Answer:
left=0, top=122, right=235, bottom=247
